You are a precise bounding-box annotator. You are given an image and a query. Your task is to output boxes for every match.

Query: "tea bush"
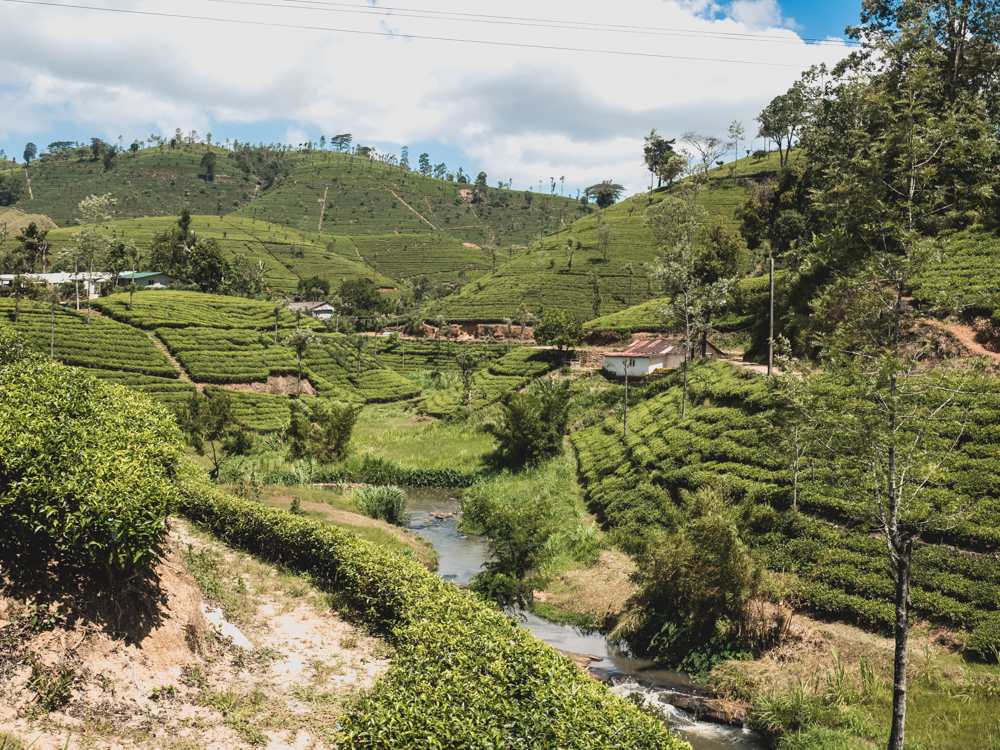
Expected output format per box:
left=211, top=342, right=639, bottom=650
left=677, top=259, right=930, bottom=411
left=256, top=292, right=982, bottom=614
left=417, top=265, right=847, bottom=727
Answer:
left=0, top=335, right=182, bottom=577
left=175, top=463, right=686, bottom=749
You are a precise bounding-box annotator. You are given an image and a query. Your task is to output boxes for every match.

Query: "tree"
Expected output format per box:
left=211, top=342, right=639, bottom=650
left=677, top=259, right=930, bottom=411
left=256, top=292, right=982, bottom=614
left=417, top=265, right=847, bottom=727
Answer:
left=517, top=303, right=534, bottom=346
left=174, top=391, right=253, bottom=481
left=338, top=277, right=387, bottom=316
left=188, top=239, right=227, bottom=292
left=596, top=210, right=614, bottom=260
left=727, top=120, right=745, bottom=187
left=622, top=261, right=635, bottom=306
left=533, top=308, right=584, bottom=351
left=696, top=216, right=747, bottom=284
left=418, top=152, right=431, bottom=175
left=39, top=287, right=61, bottom=359
left=13, top=221, right=48, bottom=273
left=282, top=328, right=322, bottom=396
left=584, top=181, right=625, bottom=209
left=200, top=151, right=217, bottom=181
left=222, top=254, right=267, bottom=298
left=483, top=378, right=571, bottom=467
left=474, top=171, right=488, bottom=203
left=454, top=348, right=483, bottom=411
left=643, top=129, right=677, bottom=189
left=287, top=399, right=358, bottom=461
left=0, top=174, right=23, bottom=206
left=588, top=272, right=602, bottom=318
left=645, top=182, right=735, bottom=419
left=681, top=132, right=732, bottom=182
left=272, top=298, right=289, bottom=343
left=73, top=194, right=116, bottom=324
left=10, top=275, right=35, bottom=324
left=22, top=143, right=36, bottom=166
left=297, top=275, right=330, bottom=301
left=755, top=88, right=807, bottom=169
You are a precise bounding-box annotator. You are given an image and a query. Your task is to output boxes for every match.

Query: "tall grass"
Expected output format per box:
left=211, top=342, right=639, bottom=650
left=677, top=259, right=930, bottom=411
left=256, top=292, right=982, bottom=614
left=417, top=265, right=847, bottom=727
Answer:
left=352, top=485, right=411, bottom=527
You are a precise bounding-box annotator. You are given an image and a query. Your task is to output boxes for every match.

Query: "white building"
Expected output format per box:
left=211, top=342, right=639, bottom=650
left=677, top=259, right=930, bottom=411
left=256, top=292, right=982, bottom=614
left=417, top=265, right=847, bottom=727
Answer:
left=602, top=338, right=722, bottom=377
left=0, top=272, right=108, bottom=298
left=288, top=300, right=335, bottom=320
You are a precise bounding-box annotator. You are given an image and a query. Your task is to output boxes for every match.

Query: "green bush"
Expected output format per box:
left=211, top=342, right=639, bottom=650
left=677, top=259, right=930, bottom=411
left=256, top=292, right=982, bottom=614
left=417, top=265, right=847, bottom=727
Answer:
left=484, top=378, right=572, bottom=466
left=353, top=485, right=411, bottom=527
left=0, top=340, right=182, bottom=578
left=966, top=613, right=1000, bottom=662
left=175, top=467, right=686, bottom=749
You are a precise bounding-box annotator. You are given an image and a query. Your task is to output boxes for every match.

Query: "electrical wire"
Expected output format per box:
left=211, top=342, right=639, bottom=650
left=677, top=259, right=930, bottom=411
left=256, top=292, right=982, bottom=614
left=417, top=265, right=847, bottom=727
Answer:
left=208, top=0, right=860, bottom=48
left=3, top=0, right=841, bottom=67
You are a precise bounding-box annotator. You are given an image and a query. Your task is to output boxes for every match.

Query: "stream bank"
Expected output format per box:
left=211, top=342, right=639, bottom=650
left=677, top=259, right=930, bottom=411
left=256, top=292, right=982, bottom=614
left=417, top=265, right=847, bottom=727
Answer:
left=402, top=487, right=763, bottom=750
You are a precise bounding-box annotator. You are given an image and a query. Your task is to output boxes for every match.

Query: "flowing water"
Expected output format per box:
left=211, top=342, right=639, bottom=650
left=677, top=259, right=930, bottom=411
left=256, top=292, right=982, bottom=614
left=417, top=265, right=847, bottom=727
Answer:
left=403, top=488, right=764, bottom=750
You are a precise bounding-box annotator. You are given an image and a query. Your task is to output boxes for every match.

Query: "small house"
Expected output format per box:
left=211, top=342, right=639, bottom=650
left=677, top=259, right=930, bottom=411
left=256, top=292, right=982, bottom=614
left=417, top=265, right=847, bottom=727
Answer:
left=602, top=338, right=723, bottom=377
left=116, top=271, right=176, bottom=288
left=289, top=300, right=335, bottom=320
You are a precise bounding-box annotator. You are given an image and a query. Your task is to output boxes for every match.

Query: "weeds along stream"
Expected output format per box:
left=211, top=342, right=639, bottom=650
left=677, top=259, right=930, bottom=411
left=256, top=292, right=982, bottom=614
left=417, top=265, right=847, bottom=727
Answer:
left=395, top=486, right=764, bottom=750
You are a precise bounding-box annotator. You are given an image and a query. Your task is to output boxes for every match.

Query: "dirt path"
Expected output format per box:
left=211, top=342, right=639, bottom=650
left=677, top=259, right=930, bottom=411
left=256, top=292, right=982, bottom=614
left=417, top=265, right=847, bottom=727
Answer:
left=318, top=184, right=329, bottom=234
left=22, top=168, right=33, bottom=199
left=388, top=189, right=438, bottom=230
left=144, top=330, right=199, bottom=388
left=920, top=318, right=1000, bottom=363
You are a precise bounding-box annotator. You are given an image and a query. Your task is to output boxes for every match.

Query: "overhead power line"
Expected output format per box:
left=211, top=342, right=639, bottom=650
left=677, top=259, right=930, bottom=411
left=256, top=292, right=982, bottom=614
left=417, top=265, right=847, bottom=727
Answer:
left=211, top=0, right=860, bottom=48
left=3, top=0, right=841, bottom=67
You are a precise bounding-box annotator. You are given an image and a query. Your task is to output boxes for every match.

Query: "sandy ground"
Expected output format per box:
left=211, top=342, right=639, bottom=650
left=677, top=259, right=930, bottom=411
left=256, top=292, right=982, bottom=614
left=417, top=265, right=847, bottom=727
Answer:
left=0, top=520, right=389, bottom=749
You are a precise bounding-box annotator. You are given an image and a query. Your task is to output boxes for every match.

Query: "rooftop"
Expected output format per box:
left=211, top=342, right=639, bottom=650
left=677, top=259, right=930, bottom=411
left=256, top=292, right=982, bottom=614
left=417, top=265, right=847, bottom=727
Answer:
left=603, top=338, right=681, bottom=358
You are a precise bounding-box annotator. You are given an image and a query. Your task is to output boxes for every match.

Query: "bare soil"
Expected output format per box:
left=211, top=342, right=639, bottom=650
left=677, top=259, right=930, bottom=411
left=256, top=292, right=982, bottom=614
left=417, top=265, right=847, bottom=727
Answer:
left=534, top=551, right=637, bottom=625
left=215, top=376, right=317, bottom=398
left=0, top=519, right=389, bottom=749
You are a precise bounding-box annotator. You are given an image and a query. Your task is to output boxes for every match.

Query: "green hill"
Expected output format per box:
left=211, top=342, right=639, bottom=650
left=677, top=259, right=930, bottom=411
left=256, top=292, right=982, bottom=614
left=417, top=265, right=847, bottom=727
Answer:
left=428, top=151, right=789, bottom=323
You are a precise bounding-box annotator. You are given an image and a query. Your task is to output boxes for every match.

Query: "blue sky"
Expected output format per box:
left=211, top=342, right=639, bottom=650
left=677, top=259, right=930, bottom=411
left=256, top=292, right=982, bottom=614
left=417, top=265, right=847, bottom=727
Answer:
left=778, top=0, right=863, bottom=39
left=0, top=0, right=862, bottom=196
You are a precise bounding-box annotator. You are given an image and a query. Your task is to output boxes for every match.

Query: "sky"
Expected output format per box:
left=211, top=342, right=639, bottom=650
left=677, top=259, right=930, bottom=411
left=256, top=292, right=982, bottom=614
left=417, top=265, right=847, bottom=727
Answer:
left=0, top=0, right=862, bottom=197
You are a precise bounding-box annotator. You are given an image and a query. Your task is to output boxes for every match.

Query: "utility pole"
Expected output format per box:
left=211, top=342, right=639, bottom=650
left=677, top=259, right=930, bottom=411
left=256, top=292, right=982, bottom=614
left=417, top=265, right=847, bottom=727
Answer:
left=768, top=256, right=774, bottom=376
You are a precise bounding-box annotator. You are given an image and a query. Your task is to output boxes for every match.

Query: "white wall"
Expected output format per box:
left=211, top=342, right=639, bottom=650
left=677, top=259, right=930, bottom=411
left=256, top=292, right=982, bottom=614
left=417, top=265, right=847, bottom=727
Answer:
left=602, top=353, right=682, bottom=376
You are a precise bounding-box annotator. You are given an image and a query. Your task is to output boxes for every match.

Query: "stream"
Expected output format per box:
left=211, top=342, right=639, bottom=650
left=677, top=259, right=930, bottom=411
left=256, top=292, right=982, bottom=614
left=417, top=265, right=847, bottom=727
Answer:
left=404, top=488, right=764, bottom=750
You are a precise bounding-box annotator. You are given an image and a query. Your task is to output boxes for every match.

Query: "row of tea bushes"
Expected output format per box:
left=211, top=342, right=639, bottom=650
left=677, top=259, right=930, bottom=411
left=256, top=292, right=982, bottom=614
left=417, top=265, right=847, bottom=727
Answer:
left=94, top=290, right=322, bottom=330
left=88, top=369, right=196, bottom=404
left=570, top=361, right=1000, bottom=655
left=175, top=463, right=686, bottom=749
left=0, top=300, right=178, bottom=377
left=201, top=386, right=296, bottom=432
left=419, top=348, right=560, bottom=418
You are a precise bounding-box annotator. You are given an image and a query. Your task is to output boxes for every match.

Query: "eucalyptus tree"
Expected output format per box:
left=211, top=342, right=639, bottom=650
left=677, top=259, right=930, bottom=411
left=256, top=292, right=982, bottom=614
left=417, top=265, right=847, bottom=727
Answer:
left=273, top=298, right=289, bottom=343
left=282, top=328, right=322, bottom=396
left=72, top=193, right=116, bottom=323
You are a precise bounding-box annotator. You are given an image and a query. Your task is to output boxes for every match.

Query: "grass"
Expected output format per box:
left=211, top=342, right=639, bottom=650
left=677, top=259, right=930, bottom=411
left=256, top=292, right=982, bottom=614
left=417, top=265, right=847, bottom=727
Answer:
left=351, top=402, right=496, bottom=471
left=712, top=622, right=1000, bottom=750
left=255, top=484, right=437, bottom=569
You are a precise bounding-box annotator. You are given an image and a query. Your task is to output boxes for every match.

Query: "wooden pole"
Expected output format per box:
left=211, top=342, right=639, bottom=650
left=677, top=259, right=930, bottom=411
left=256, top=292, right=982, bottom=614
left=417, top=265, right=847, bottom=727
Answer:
left=768, top=257, right=774, bottom=376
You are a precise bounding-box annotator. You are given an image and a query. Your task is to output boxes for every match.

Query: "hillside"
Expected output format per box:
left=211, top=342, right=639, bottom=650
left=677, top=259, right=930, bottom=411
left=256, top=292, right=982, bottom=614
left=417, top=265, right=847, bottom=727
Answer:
left=428, top=151, right=790, bottom=323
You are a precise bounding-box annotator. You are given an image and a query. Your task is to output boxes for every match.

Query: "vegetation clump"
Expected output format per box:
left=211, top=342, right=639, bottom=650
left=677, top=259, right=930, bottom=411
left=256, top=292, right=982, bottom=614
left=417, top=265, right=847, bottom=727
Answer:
left=0, top=326, right=182, bottom=579
left=352, top=485, right=411, bottom=527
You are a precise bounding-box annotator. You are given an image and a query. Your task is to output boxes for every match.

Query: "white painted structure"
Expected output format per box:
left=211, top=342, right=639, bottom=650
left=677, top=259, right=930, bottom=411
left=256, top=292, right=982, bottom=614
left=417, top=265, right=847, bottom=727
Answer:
left=602, top=338, right=723, bottom=377
left=289, top=300, right=335, bottom=320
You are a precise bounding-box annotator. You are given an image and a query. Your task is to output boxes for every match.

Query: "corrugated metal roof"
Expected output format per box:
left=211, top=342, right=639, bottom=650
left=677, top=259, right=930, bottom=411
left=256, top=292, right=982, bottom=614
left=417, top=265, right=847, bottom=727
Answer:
left=603, top=338, right=680, bottom=358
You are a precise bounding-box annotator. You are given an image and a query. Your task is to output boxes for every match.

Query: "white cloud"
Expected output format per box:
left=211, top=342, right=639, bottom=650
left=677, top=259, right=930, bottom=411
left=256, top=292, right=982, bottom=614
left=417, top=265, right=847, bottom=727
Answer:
left=0, top=0, right=849, bottom=193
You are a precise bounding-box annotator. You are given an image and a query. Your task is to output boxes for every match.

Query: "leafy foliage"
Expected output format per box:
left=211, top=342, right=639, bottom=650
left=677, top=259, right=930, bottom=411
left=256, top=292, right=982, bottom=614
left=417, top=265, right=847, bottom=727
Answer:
left=174, top=469, right=685, bottom=749
left=0, top=332, right=182, bottom=578
left=353, top=485, right=411, bottom=527
left=484, top=379, right=572, bottom=466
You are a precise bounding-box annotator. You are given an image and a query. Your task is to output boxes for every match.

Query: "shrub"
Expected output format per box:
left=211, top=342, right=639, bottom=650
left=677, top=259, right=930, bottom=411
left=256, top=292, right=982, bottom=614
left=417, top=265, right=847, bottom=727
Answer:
left=0, top=337, right=182, bottom=579
left=966, top=613, right=1000, bottom=662
left=174, top=468, right=684, bottom=749
left=484, top=379, right=571, bottom=466
left=353, top=485, right=411, bottom=527
left=287, top=398, right=358, bottom=461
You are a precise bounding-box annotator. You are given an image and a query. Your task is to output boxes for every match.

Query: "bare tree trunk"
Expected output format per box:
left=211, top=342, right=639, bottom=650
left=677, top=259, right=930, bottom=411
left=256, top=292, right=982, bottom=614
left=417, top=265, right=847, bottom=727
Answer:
left=50, top=305, right=55, bottom=358
left=888, top=541, right=912, bottom=750
left=87, top=256, right=94, bottom=324
left=623, top=367, right=629, bottom=437
left=74, top=256, right=80, bottom=311
left=768, top=257, right=774, bottom=376
left=681, top=353, right=689, bottom=421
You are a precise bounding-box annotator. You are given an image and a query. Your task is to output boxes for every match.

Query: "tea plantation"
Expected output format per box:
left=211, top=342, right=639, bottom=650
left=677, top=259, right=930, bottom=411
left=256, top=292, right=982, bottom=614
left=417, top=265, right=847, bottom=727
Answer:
left=570, top=361, right=1000, bottom=656
left=420, top=347, right=561, bottom=417
left=429, top=151, right=788, bottom=322
left=0, top=298, right=177, bottom=377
